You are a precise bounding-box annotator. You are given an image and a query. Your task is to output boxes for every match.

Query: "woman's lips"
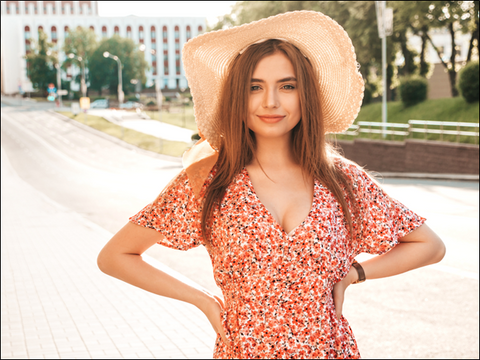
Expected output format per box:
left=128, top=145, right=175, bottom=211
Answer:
left=257, top=115, right=286, bottom=123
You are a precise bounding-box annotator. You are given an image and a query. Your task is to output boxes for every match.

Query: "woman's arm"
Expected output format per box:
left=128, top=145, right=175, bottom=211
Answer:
left=97, top=222, right=228, bottom=344
left=333, top=223, right=446, bottom=318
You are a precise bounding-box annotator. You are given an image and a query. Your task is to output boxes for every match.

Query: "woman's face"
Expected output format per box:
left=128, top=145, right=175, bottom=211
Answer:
left=247, top=52, right=301, bottom=140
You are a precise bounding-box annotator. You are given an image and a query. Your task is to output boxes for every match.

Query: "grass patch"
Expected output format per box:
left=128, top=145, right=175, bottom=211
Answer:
left=57, top=111, right=191, bottom=157
left=145, top=105, right=198, bottom=131
left=332, top=98, right=479, bottom=144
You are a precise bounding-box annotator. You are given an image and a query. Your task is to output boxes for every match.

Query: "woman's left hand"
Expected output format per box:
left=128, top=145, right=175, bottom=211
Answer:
left=332, top=265, right=358, bottom=319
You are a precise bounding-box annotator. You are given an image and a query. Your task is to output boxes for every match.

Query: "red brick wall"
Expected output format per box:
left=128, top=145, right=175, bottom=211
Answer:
left=335, top=139, right=479, bottom=175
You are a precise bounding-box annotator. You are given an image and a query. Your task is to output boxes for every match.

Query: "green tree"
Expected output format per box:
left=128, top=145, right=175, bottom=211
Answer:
left=62, top=26, right=98, bottom=90
left=24, top=29, right=57, bottom=95
left=422, top=1, right=477, bottom=97
left=465, top=0, right=479, bottom=62
left=89, top=36, right=148, bottom=97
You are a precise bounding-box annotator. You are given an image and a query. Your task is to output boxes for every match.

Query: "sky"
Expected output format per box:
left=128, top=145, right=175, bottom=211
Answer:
left=97, top=1, right=238, bottom=27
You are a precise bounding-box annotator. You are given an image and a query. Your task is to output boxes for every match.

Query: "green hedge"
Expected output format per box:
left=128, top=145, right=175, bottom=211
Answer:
left=399, top=76, right=428, bottom=107
left=457, top=61, right=479, bottom=103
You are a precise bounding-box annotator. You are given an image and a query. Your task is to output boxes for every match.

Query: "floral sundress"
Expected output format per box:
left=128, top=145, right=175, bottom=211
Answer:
left=129, top=158, right=426, bottom=359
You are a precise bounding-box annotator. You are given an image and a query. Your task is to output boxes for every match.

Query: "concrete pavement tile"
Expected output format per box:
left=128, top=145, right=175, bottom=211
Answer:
left=43, top=354, right=61, bottom=359
left=59, top=352, right=91, bottom=359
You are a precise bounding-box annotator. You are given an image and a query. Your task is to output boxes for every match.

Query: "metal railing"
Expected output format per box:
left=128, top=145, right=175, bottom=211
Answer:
left=344, top=120, right=479, bottom=144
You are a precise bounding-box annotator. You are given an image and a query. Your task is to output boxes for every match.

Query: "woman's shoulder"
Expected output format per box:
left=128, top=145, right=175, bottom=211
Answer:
left=331, top=155, right=379, bottom=193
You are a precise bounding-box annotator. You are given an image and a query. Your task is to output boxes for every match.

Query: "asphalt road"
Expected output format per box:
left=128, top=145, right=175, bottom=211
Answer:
left=1, top=102, right=478, bottom=359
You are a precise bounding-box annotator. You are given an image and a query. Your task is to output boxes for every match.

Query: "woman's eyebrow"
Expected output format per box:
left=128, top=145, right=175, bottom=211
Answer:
left=250, top=77, right=298, bottom=83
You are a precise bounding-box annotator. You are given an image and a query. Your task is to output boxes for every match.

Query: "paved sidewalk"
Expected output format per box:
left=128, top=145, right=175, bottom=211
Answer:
left=1, top=146, right=215, bottom=359
left=87, top=109, right=195, bottom=144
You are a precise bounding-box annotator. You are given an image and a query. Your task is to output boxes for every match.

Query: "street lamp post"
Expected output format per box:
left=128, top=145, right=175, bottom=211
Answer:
left=55, top=63, right=63, bottom=107
left=375, top=1, right=393, bottom=138
left=68, top=53, right=86, bottom=98
left=103, top=51, right=124, bottom=104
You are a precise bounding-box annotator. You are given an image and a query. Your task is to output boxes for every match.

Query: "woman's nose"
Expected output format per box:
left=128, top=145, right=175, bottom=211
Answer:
left=262, top=88, right=279, bottom=109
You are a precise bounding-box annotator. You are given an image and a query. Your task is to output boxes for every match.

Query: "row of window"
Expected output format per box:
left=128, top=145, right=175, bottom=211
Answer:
left=23, top=25, right=202, bottom=41
left=4, top=1, right=92, bottom=15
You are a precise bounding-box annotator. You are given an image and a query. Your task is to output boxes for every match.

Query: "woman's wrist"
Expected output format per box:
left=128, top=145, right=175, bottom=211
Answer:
left=194, top=289, right=217, bottom=313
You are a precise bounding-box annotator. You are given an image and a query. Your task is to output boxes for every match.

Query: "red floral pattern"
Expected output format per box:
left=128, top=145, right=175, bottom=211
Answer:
left=129, top=158, right=426, bottom=359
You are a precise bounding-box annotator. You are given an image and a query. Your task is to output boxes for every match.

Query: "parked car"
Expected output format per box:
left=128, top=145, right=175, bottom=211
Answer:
left=90, top=99, right=109, bottom=109
left=119, top=101, right=143, bottom=109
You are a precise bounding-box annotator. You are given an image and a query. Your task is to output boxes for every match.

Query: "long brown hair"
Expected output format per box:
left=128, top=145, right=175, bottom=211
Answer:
left=201, top=39, right=358, bottom=241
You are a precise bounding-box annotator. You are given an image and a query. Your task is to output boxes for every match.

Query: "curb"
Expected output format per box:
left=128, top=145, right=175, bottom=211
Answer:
left=376, top=172, right=479, bottom=181
left=48, top=110, right=183, bottom=164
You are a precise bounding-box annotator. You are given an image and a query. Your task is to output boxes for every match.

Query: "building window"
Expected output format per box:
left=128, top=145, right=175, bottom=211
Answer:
left=51, top=26, right=57, bottom=42
left=89, top=25, right=94, bottom=31
left=174, top=26, right=180, bottom=75
left=151, top=26, right=156, bottom=39
left=163, top=26, right=168, bottom=76
left=102, top=26, right=107, bottom=38
left=24, top=26, right=30, bottom=40
left=38, top=25, right=44, bottom=32
left=114, top=26, right=119, bottom=36
left=126, top=26, right=132, bottom=39
left=186, top=26, right=191, bottom=41
left=198, top=25, right=203, bottom=34
left=64, top=26, right=69, bottom=38
left=139, top=26, right=144, bottom=43
left=25, top=26, right=31, bottom=56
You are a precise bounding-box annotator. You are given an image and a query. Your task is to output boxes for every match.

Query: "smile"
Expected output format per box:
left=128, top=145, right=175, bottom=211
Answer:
left=257, top=115, right=286, bottom=123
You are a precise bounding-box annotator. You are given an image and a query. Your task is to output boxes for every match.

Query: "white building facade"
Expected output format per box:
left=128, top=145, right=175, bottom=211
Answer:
left=0, top=0, right=206, bottom=94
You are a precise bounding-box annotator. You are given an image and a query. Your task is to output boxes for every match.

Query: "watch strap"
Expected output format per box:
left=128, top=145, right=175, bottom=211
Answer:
left=351, top=260, right=366, bottom=284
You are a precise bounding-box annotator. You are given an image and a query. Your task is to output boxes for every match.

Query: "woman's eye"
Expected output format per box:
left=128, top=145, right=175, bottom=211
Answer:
left=282, top=84, right=295, bottom=90
left=250, top=85, right=261, bottom=91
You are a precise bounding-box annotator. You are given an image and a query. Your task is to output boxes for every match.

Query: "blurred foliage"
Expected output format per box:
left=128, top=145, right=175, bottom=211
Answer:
left=24, top=29, right=57, bottom=94
left=399, top=76, right=428, bottom=107
left=61, top=27, right=98, bottom=87
left=89, top=36, right=149, bottom=97
left=457, top=60, right=479, bottom=103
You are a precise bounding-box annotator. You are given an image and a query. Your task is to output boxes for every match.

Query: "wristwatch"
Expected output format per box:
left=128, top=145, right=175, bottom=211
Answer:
left=351, top=260, right=366, bottom=284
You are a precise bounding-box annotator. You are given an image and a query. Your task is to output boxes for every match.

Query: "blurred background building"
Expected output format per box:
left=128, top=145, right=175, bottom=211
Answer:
left=0, top=0, right=206, bottom=94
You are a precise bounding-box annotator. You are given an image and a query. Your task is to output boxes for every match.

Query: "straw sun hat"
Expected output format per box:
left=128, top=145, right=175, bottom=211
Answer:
left=182, top=10, right=365, bottom=150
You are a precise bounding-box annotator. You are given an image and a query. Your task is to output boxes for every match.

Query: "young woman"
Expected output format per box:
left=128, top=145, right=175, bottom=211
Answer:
left=97, top=11, right=445, bottom=359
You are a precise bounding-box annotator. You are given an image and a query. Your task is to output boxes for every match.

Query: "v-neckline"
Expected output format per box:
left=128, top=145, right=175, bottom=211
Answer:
left=242, top=167, right=317, bottom=238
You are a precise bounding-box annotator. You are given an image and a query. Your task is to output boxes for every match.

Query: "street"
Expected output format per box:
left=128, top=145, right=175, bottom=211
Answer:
left=1, top=102, right=479, bottom=359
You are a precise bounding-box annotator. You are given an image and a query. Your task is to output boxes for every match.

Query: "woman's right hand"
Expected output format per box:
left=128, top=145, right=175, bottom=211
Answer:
left=198, top=292, right=229, bottom=346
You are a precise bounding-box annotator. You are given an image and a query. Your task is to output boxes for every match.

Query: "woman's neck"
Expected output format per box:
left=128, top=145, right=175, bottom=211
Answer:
left=250, top=133, right=297, bottom=170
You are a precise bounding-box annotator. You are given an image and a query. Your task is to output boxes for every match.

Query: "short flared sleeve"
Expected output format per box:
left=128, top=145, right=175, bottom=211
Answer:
left=338, top=160, right=426, bottom=257
left=129, top=169, right=204, bottom=250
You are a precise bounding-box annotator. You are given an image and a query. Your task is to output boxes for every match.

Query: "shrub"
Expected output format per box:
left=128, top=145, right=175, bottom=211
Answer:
left=362, top=83, right=373, bottom=106
left=457, top=61, right=479, bottom=103
left=399, top=76, right=428, bottom=107
left=146, top=100, right=156, bottom=106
